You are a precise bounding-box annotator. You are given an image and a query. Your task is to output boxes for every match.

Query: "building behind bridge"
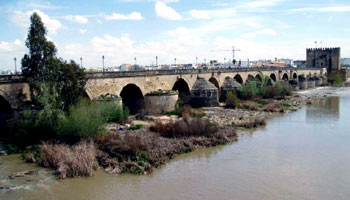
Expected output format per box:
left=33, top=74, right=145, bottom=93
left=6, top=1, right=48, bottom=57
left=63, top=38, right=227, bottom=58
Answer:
left=306, top=47, right=341, bottom=72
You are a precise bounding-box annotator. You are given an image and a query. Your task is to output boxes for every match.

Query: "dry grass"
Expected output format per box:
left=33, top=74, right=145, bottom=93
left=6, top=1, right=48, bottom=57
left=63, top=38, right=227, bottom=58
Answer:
left=233, top=118, right=267, bottom=128
left=97, top=127, right=237, bottom=174
left=150, top=117, right=218, bottom=138
left=238, top=101, right=259, bottom=111
left=262, top=103, right=286, bottom=113
left=97, top=131, right=157, bottom=157
left=306, top=99, right=313, bottom=105
left=40, top=141, right=98, bottom=179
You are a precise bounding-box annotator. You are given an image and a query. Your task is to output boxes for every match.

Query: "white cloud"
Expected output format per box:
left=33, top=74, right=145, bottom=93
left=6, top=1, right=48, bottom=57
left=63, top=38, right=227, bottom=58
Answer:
left=65, top=15, right=89, bottom=24
left=290, top=6, right=350, bottom=13
left=0, top=39, right=26, bottom=70
left=92, top=34, right=135, bottom=55
left=258, top=28, right=277, bottom=36
left=104, top=12, right=143, bottom=20
left=120, top=0, right=179, bottom=2
left=242, top=0, right=284, bottom=8
left=241, top=28, right=277, bottom=39
left=190, top=10, right=211, bottom=19
left=11, top=9, right=62, bottom=34
left=155, top=1, right=182, bottom=20
left=80, top=29, right=87, bottom=34
left=27, top=2, right=64, bottom=10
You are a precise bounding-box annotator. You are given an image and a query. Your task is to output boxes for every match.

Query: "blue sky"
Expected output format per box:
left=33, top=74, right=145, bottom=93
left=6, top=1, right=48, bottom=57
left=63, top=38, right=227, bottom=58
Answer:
left=0, top=0, right=350, bottom=70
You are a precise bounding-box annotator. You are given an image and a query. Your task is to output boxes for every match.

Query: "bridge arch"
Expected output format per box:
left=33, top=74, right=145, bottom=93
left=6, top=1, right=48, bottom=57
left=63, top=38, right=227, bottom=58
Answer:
left=298, top=74, right=305, bottom=81
left=255, top=74, right=262, bottom=82
left=234, top=74, right=243, bottom=84
left=293, top=72, right=297, bottom=80
left=0, top=92, right=12, bottom=126
left=120, top=84, right=144, bottom=115
left=270, top=73, right=277, bottom=82
left=282, top=73, right=289, bottom=81
left=209, top=77, right=220, bottom=89
left=247, top=74, right=255, bottom=83
left=172, top=78, right=191, bottom=104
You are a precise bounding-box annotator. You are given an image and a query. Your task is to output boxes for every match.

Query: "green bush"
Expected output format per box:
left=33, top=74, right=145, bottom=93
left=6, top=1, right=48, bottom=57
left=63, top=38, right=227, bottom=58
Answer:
left=238, top=81, right=261, bottom=100
left=55, top=100, right=129, bottom=143
left=5, top=107, right=61, bottom=147
left=166, top=109, right=181, bottom=116
left=328, top=74, right=343, bottom=85
left=238, top=80, right=291, bottom=100
left=128, top=124, right=143, bottom=130
left=274, top=82, right=291, bottom=97
left=55, top=100, right=106, bottom=142
left=101, top=101, right=129, bottom=124
left=225, top=92, right=240, bottom=109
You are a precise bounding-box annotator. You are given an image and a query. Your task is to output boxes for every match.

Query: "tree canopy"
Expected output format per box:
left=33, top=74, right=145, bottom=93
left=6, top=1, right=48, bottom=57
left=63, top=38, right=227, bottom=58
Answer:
left=21, top=12, right=86, bottom=111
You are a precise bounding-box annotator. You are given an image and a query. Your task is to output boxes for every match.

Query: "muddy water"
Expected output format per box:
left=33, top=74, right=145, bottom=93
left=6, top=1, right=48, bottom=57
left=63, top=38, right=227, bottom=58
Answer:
left=1, top=93, right=350, bottom=200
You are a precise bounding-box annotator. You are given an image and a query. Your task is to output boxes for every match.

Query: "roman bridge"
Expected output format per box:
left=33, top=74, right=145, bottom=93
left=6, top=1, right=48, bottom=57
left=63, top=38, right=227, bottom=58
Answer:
left=0, top=67, right=326, bottom=114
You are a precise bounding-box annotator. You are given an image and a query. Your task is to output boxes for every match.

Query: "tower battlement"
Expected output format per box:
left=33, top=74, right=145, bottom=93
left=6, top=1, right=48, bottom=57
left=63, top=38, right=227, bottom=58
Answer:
left=306, top=47, right=341, bottom=71
left=306, top=47, right=340, bottom=53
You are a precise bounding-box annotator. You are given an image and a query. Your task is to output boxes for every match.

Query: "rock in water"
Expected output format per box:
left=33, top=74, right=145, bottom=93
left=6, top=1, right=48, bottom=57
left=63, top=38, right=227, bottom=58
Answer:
left=8, top=170, right=38, bottom=179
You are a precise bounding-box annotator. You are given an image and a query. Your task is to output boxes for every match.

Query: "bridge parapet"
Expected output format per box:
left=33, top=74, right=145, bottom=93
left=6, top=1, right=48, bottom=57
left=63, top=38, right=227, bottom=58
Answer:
left=0, top=67, right=325, bottom=83
left=86, top=67, right=323, bottom=79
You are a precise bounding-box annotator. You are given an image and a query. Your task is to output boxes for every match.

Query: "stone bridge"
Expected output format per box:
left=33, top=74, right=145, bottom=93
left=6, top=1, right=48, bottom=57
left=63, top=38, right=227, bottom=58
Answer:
left=0, top=67, right=327, bottom=114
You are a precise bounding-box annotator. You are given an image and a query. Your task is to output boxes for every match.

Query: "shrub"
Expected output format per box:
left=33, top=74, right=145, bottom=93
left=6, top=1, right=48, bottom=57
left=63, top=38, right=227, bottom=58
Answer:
left=40, top=141, right=98, bottom=179
left=238, top=81, right=261, bottom=100
left=101, top=101, right=129, bottom=124
left=166, top=109, right=181, bottom=116
left=262, top=103, right=285, bottom=113
left=232, top=118, right=266, bottom=128
left=328, top=74, right=343, bottom=85
left=225, top=92, right=240, bottom=109
left=257, top=99, right=268, bottom=105
left=263, top=86, right=277, bottom=99
left=5, top=108, right=60, bottom=147
left=97, top=132, right=156, bottom=157
left=55, top=100, right=107, bottom=143
left=128, top=124, right=143, bottom=130
left=274, top=82, right=291, bottom=97
left=238, top=101, right=259, bottom=111
left=166, top=106, right=206, bottom=118
left=55, top=100, right=129, bottom=143
left=150, top=117, right=218, bottom=138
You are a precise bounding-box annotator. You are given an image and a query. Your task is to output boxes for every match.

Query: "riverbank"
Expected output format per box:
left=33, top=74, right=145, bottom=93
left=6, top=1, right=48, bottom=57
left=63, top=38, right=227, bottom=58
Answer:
left=2, top=90, right=349, bottom=200
left=1, top=86, right=344, bottom=181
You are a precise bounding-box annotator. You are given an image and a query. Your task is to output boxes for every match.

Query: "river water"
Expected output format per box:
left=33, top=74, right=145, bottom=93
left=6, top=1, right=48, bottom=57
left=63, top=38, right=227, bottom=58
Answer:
left=1, top=89, right=350, bottom=200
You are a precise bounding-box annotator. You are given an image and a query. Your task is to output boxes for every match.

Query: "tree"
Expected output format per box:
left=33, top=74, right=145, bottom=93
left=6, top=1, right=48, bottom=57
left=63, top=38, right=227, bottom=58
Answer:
left=21, top=12, right=86, bottom=110
left=21, top=13, right=58, bottom=107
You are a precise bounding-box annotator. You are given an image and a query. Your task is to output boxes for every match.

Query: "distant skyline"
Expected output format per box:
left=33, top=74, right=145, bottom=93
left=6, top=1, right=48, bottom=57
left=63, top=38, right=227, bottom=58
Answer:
left=1, top=0, right=350, bottom=70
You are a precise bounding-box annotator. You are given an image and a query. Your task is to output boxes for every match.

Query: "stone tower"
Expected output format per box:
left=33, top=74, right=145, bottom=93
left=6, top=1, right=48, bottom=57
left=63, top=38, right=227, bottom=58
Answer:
left=306, top=47, right=341, bottom=72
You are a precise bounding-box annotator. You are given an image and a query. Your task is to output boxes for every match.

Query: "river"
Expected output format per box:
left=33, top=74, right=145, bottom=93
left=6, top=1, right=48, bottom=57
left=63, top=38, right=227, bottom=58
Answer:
left=1, top=89, right=350, bottom=200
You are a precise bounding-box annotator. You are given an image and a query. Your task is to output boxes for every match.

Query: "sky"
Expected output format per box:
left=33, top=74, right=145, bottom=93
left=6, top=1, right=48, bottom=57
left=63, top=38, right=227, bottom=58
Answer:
left=0, top=0, right=350, bottom=70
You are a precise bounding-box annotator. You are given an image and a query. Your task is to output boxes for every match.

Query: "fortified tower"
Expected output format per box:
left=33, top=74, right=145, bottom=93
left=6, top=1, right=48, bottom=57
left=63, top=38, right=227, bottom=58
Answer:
left=306, top=47, right=341, bottom=72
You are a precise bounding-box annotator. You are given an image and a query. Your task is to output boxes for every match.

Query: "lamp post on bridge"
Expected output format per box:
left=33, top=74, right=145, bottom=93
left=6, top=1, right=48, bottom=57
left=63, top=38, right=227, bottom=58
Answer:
left=134, top=57, right=137, bottom=66
left=102, top=55, right=105, bottom=73
left=14, top=57, right=17, bottom=74
left=156, top=56, right=158, bottom=68
left=196, top=57, right=198, bottom=67
left=174, top=58, right=176, bottom=67
left=80, top=57, right=83, bottom=68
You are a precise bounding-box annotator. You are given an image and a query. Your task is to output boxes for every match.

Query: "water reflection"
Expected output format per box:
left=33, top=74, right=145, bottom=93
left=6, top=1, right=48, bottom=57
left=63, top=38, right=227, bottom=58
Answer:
left=306, top=97, right=340, bottom=120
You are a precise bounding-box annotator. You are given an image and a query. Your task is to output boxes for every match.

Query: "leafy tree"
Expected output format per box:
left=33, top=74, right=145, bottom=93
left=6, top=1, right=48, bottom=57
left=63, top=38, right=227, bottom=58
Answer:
left=21, top=12, right=86, bottom=111
left=21, top=13, right=58, bottom=108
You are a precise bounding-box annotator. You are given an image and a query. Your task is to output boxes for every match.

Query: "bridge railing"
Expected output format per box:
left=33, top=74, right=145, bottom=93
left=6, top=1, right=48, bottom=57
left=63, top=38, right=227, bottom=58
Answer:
left=0, top=67, right=325, bottom=83
left=0, top=74, right=25, bottom=83
left=86, top=67, right=323, bottom=79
